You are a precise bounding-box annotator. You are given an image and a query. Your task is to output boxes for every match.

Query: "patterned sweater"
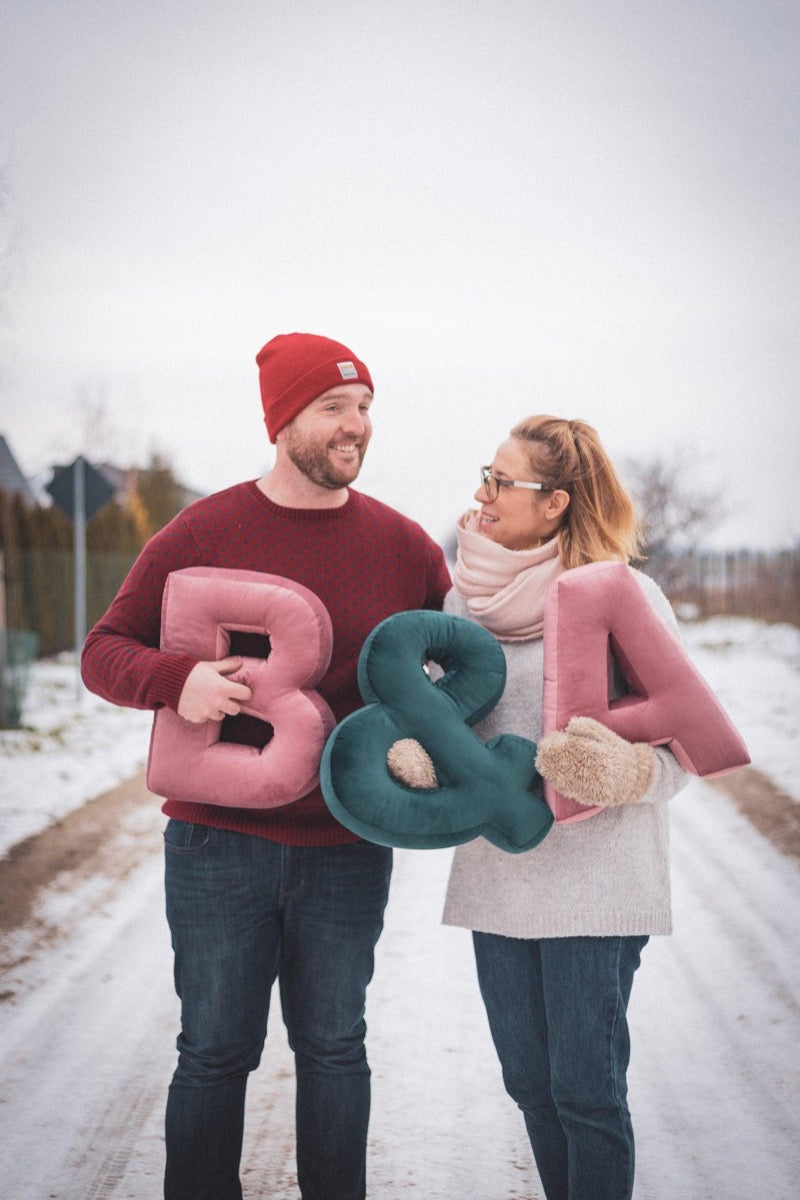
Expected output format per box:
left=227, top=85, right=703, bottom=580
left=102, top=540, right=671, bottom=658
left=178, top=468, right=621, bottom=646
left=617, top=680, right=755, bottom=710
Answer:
left=81, top=480, right=450, bottom=845
left=442, top=571, right=688, bottom=938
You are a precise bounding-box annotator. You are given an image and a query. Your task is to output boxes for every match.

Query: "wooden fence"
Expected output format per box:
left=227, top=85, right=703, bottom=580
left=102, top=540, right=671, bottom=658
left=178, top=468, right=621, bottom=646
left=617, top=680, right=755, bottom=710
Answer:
left=644, top=548, right=800, bottom=626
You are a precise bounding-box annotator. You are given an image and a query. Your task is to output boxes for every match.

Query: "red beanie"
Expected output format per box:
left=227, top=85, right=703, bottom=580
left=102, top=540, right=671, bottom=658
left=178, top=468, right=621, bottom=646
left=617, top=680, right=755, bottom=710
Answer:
left=256, top=332, right=374, bottom=442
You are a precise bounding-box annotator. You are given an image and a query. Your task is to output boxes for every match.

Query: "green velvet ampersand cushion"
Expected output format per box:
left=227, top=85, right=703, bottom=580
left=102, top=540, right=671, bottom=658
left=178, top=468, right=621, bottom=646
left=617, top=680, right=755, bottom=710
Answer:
left=319, top=609, right=553, bottom=853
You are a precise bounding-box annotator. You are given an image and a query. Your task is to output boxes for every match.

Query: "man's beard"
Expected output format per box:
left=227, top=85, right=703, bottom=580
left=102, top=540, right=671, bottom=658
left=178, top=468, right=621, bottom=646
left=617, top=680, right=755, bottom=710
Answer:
left=285, top=437, right=366, bottom=490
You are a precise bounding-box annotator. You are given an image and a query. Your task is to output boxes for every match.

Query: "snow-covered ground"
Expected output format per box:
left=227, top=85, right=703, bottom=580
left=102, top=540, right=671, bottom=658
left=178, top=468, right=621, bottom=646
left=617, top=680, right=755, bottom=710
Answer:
left=1, top=615, right=800, bottom=1199
left=2, top=615, right=799, bottom=857
left=0, top=658, right=153, bottom=858
left=678, top=615, right=800, bottom=803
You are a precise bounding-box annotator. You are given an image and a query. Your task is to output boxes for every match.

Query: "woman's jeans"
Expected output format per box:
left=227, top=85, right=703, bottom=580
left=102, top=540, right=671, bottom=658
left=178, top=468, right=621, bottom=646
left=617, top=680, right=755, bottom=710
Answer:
left=163, top=820, right=393, bottom=1200
left=473, top=931, right=648, bottom=1200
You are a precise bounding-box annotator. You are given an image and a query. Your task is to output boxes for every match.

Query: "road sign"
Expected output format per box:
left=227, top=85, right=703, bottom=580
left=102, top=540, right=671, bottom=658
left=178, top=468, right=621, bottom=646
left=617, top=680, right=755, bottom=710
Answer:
left=46, top=456, right=116, bottom=522
left=45, top=455, right=117, bottom=675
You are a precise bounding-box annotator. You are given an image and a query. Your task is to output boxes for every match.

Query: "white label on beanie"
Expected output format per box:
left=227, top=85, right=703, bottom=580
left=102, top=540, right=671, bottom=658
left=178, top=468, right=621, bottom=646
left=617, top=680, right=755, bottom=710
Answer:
left=337, top=361, right=358, bottom=380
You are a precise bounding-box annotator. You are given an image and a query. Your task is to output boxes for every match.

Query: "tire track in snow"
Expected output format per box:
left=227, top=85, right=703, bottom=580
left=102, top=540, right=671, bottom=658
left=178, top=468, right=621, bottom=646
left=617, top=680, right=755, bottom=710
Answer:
left=1, top=776, right=799, bottom=1197
left=0, top=851, right=176, bottom=1199
left=630, top=782, right=800, bottom=1200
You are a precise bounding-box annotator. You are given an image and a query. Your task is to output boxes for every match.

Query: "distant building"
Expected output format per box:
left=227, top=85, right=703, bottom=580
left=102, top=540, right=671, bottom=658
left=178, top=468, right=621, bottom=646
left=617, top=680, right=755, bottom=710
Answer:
left=96, top=461, right=204, bottom=511
left=0, top=435, right=36, bottom=504
left=0, top=436, right=204, bottom=513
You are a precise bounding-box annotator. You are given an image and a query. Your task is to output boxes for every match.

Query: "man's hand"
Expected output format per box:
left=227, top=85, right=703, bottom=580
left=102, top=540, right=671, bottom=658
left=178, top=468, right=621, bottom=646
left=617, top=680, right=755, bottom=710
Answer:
left=177, top=657, right=253, bottom=724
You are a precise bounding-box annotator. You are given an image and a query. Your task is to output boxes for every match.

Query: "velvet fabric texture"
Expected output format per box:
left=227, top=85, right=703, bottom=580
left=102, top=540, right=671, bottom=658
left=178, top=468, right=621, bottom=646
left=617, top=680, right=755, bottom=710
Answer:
left=540, top=561, right=751, bottom=821
left=147, top=567, right=336, bottom=809
left=320, top=609, right=553, bottom=853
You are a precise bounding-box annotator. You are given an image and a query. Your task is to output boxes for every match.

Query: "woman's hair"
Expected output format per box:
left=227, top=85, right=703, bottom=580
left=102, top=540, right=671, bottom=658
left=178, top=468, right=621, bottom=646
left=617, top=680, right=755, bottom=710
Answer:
left=510, top=415, right=643, bottom=568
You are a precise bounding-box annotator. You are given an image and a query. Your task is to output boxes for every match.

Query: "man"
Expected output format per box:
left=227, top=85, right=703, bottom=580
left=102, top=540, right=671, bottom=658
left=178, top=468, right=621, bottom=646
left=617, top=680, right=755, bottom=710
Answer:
left=81, top=332, right=451, bottom=1200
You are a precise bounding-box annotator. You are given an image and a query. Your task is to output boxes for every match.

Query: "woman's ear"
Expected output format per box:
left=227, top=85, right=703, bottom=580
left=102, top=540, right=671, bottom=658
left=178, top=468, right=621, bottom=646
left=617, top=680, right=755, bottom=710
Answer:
left=545, top=489, right=571, bottom=521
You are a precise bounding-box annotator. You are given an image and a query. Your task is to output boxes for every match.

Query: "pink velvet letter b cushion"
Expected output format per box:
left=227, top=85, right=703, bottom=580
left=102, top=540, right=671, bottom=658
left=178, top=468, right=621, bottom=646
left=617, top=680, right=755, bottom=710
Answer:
left=147, top=567, right=335, bottom=809
left=542, top=562, right=750, bottom=823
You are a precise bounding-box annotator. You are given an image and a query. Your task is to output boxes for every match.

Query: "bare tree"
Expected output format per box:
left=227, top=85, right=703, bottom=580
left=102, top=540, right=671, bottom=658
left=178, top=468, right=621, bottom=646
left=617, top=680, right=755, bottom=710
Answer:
left=623, top=444, right=728, bottom=590
left=625, top=444, right=727, bottom=554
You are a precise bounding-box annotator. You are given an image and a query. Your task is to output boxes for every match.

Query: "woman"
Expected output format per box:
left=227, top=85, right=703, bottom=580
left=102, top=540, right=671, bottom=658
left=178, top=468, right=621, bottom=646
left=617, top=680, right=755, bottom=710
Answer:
left=442, top=416, right=688, bottom=1200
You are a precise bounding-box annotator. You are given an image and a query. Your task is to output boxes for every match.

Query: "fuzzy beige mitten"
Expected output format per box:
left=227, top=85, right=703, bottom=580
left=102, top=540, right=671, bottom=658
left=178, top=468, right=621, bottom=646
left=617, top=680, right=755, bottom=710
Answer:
left=535, top=716, right=656, bottom=808
left=387, top=738, right=440, bottom=789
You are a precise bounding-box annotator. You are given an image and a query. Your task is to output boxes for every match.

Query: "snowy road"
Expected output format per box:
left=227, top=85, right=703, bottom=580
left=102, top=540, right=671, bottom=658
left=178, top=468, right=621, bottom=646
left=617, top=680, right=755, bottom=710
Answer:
left=1, top=774, right=799, bottom=1199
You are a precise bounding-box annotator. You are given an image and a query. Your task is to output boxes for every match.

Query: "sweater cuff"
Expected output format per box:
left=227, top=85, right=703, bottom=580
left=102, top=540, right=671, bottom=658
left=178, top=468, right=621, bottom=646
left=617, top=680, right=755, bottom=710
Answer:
left=149, top=652, right=200, bottom=712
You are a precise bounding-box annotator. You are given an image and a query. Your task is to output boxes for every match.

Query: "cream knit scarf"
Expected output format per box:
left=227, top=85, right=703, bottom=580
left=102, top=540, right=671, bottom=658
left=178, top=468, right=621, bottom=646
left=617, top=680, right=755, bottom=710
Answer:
left=452, top=509, right=565, bottom=641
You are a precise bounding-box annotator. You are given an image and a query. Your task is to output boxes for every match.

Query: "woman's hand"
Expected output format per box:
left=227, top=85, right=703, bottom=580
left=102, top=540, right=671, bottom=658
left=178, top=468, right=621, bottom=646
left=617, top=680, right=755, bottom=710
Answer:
left=535, top=716, right=655, bottom=808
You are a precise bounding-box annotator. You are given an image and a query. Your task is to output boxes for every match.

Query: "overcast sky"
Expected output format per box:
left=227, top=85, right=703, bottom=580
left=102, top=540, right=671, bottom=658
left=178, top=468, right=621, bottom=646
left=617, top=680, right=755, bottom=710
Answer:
left=1, top=0, right=798, bottom=549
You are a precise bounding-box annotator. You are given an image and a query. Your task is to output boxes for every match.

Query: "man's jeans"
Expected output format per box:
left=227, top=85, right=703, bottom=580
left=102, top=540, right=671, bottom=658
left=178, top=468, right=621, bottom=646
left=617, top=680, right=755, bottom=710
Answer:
left=473, top=931, right=648, bottom=1200
left=162, top=820, right=393, bottom=1200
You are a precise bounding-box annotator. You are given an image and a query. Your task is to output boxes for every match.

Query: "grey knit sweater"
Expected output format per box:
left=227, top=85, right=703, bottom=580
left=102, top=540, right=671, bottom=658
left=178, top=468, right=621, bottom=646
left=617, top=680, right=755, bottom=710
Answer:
left=442, top=571, right=689, bottom=939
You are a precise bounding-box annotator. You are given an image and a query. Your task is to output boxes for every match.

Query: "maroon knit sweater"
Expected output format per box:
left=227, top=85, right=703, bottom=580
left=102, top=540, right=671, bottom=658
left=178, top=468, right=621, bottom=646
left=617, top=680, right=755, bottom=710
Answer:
left=81, top=481, right=451, bottom=845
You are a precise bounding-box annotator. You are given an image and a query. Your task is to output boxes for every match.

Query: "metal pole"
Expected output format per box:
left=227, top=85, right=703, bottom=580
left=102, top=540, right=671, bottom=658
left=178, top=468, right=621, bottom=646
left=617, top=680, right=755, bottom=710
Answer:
left=74, top=455, right=87, bottom=699
left=0, top=549, right=7, bottom=725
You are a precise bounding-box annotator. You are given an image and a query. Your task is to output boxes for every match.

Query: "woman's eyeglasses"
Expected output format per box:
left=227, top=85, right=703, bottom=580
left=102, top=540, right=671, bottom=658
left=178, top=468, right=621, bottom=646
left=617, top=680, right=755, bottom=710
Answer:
left=480, top=467, right=553, bottom=502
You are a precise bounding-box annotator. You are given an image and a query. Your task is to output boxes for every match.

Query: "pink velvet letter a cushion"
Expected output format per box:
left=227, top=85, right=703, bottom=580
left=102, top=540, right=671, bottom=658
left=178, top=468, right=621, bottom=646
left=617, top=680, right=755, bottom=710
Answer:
left=147, top=567, right=335, bottom=808
left=542, top=561, right=750, bottom=823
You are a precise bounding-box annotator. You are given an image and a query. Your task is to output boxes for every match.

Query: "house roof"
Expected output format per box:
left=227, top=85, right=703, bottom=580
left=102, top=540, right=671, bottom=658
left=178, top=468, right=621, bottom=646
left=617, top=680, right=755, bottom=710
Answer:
left=0, top=435, right=36, bottom=504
